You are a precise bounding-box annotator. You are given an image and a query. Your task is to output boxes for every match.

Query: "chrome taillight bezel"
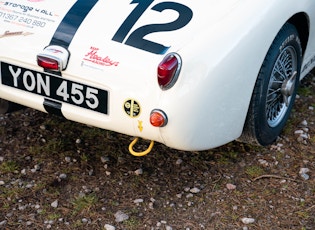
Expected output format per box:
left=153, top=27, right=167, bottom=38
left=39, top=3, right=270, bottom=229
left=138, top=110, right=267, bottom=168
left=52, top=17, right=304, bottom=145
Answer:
left=157, top=52, right=182, bottom=90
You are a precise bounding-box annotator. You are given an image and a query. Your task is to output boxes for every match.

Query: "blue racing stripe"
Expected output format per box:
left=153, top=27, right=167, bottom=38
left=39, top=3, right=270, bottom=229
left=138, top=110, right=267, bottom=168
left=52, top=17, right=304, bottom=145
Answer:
left=49, top=0, right=99, bottom=48
left=44, top=0, right=98, bottom=117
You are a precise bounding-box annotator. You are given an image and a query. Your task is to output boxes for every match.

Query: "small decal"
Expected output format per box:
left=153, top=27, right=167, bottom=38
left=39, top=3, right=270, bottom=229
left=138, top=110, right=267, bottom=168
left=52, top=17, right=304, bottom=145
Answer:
left=124, top=99, right=141, bottom=118
left=83, top=47, right=119, bottom=67
left=45, top=47, right=64, bottom=54
left=0, top=1, right=59, bottom=29
left=138, top=120, right=143, bottom=132
left=0, top=30, right=33, bottom=38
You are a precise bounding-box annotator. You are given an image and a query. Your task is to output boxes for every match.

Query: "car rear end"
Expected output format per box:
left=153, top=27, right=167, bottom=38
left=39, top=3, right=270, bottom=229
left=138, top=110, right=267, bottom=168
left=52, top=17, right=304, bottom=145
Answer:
left=2, top=0, right=269, bottom=151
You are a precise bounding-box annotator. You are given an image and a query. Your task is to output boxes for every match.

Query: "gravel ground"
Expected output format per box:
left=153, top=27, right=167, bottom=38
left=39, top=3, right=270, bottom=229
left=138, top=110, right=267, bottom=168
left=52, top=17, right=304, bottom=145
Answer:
left=0, top=73, right=314, bottom=230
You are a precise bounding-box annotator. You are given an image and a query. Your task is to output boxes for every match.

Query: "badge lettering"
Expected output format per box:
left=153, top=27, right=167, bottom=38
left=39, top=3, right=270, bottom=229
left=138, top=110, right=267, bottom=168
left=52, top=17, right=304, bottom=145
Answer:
left=83, top=47, right=119, bottom=67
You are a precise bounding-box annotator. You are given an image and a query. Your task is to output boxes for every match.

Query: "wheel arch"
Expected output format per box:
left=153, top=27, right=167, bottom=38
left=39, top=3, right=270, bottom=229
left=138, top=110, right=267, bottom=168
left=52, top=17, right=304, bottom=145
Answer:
left=287, top=12, right=310, bottom=54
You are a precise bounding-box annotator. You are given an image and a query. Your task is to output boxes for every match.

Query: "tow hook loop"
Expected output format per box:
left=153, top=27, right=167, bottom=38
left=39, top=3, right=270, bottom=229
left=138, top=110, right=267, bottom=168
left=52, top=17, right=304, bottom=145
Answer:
left=129, top=137, right=154, bottom=157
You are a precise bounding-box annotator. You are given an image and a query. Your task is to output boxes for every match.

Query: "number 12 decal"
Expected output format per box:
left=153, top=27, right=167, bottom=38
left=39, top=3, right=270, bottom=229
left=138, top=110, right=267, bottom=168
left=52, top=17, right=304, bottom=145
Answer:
left=112, top=0, right=193, bottom=54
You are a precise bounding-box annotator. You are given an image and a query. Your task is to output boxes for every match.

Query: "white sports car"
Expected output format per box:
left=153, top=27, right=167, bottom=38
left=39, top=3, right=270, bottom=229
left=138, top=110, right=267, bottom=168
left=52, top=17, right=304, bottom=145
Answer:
left=1, top=0, right=315, bottom=155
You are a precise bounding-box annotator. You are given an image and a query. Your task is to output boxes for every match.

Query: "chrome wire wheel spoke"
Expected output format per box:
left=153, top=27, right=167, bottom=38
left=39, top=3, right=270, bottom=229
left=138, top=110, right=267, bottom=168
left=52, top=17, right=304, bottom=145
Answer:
left=266, top=46, right=297, bottom=127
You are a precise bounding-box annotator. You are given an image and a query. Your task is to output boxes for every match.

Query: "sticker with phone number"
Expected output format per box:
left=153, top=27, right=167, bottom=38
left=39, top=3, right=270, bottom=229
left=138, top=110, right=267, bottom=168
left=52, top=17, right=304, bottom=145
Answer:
left=0, top=11, right=47, bottom=28
left=0, top=62, right=108, bottom=114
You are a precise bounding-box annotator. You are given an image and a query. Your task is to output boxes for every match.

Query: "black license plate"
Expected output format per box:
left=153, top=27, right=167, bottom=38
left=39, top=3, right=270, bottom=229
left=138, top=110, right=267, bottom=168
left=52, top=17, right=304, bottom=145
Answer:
left=1, top=62, right=108, bottom=114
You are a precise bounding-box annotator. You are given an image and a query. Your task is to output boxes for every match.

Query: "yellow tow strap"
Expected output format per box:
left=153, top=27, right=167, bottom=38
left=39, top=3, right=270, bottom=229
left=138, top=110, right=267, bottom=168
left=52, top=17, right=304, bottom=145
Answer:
left=128, top=137, right=154, bottom=157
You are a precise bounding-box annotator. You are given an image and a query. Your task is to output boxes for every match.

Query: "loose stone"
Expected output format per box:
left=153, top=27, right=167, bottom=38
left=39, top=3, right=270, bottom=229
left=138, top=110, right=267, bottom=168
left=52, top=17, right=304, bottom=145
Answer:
left=186, top=193, right=194, bottom=198
left=101, top=156, right=110, bottom=163
left=65, top=157, right=71, bottom=163
left=51, top=200, right=58, bottom=208
left=176, top=193, right=182, bottom=198
left=301, top=120, right=308, bottom=126
left=34, top=164, right=41, bottom=171
left=26, top=183, right=33, bottom=188
left=134, top=199, right=144, bottom=204
left=82, top=218, right=88, bottom=223
left=114, top=211, right=129, bottom=223
left=104, top=224, right=116, bottom=230
left=59, top=173, right=67, bottom=180
left=226, top=183, right=237, bottom=190
left=299, top=168, right=310, bottom=180
left=134, top=168, right=143, bottom=175
left=241, top=217, right=255, bottom=224
left=190, top=187, right=201, bottom=193
left=295, top=130, right=304, bottom=135
left=0, top=220, right=7, bottom=226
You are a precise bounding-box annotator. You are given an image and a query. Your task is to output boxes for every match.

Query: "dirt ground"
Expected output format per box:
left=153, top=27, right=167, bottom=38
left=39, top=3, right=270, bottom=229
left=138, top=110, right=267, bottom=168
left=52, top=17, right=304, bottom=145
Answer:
left=0, top=73, right=314, bottom=230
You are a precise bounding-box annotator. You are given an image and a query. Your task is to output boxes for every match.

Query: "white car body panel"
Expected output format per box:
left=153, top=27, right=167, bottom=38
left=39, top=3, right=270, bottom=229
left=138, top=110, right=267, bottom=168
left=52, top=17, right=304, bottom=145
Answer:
left=1, top=0, right=315, bottom=151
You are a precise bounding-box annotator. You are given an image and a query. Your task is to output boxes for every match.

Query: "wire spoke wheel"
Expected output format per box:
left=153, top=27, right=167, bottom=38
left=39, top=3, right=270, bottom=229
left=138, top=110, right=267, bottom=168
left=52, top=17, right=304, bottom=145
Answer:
left=266, top=46, right=297, bottom=127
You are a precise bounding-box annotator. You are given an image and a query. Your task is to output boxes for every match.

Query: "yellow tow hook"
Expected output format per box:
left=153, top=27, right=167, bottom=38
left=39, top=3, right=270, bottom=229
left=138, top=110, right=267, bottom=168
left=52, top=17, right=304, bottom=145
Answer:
left=128, top=137, right=154, bottom=157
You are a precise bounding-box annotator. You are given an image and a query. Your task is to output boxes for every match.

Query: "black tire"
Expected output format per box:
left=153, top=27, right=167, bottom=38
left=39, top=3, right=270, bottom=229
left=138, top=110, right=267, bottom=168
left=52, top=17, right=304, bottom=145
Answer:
left=240, top=23, right=302, bottom=145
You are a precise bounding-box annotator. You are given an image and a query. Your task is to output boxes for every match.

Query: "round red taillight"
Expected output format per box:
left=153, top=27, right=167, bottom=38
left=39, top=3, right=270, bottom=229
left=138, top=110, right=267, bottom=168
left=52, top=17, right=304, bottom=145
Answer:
left=150, top=109, right=168, bottom=127
left=157, top=53, right=181, bottom=90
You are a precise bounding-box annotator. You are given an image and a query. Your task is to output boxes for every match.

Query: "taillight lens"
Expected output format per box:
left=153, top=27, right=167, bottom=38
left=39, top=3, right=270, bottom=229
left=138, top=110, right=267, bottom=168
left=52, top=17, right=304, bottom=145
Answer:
left=150, top=109, right=168, bottom=127
left=37, top=56, right=60, bottom=70
left=157, top=53, right=181, bottom=90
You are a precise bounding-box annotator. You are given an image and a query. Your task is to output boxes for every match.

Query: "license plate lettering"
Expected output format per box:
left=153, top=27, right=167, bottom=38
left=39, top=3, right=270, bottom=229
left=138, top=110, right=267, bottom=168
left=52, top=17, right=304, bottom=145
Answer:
left=1, top=62, right=108, bottom=114
left=8, top=65, right=51, bottom=97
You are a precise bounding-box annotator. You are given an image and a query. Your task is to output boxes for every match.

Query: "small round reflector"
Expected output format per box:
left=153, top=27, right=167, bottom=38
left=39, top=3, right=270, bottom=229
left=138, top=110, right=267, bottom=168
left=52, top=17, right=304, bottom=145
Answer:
left=150, top=109, right=168, bottom=127
left=157, top=53, right=181, bottom=90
